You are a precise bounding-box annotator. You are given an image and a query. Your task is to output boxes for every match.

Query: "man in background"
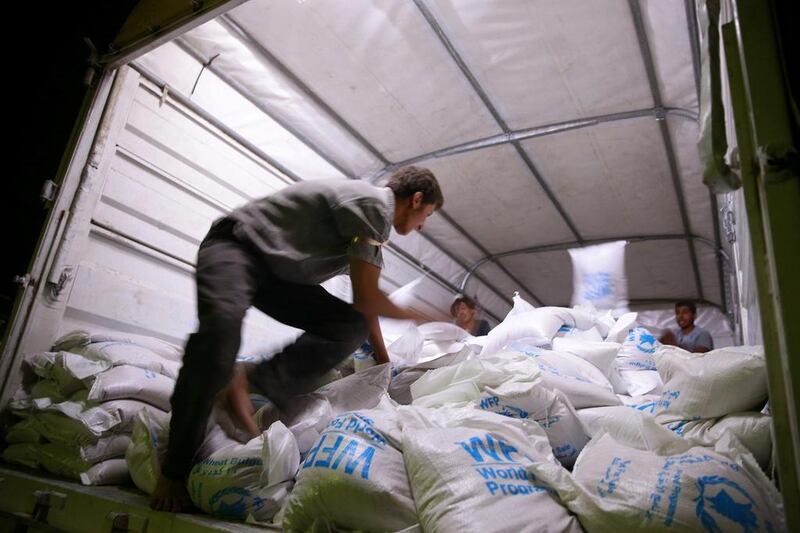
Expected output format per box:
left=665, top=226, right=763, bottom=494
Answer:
left=660, top=300, right=714, bottom=353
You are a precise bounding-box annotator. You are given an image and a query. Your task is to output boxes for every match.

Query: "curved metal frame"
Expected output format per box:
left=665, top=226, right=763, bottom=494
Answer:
left=459, top=234, right=732, bottom=319
left=139, top=2, right=730, bottom=318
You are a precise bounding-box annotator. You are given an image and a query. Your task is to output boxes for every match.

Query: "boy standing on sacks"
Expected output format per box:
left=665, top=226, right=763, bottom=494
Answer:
left=151, top=166, right=444, bottom=512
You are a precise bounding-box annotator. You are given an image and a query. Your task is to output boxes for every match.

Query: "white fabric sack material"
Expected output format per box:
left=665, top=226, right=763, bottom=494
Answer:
left=126, top=408, right=171, bottom=494
left=281, top=397, right=417, bottom=533
left=189, top=422, right=299, bottom=522
left=504, top=291, right=537, bottom=319
left=127, top=408, right=240, bottom=495
left=70, top=341, right=181, bottom=379
left=79, top=458, right=131, bottom=486
left=417, top=322, right=472, bottom=342
left=617, top=393, right=660, bottom=414
left=576, top=406, right=681, bottom=451
left=410, top=357, right=508, bottom=406
left=512, top=349, right=622, bottom=409
left=35, top=442, right=130, bottom=486
left=654, top=345, right=768, bottom=423
left=14, top=401, right=122, bottom=445
left=87, top=365, right=175, bottom=411
left=670, top=412, right=773, bottom=471
left=555, top=325, right=604, bottom=342
left=399, top=406, right=582, bottom=533
left=552, top=337, right=627, bottom=394
left=388, top=350, right=469, bottom=405
left=605, top=312, right=638, bottom=344
left=387, top=323, right=424, bottom=364
left=530, top=431, right=785, bottom=533
left=480, top=308, right=563, bottom=356
left=103, top=399, right=169, bottom=433
left=568, top=240, right=629, bottom=313
left=24, top=351, right=111, bottom=394
left=52, top=329, right=183, bottom=362
left=262, top=363, right=393, bottom=454
left=379, top=277, right=426, bottom=342
left=477, top=380, right=589, bottom=469
left=616, top=326, right=659, bottom=371
left=619, top=369, right=663, bottom=397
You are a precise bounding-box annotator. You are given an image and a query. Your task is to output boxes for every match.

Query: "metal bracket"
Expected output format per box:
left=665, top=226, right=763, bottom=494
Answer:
left=31, top=490, right=67, bottom=523
left=40, top=179, right=59, bottom=204
left=13, top=273, right=32, bottom=289
left=48, top=267, right=73, bottom=300
left=107, top=511, right=149, bottom=533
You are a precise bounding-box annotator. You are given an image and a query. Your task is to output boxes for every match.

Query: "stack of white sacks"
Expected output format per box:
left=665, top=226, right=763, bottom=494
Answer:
left=3, top=296, right=784, bottom=532
left=3, top=330, right=182, bottom=485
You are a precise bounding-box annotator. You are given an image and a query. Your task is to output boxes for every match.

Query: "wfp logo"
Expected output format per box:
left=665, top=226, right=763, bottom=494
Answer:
left=694, top=475, right=772, bottom=532
left=581, top=272, right=612, bottom=301
left=627, top=328, right=657, bottom=354
left=209, top=486, right=263, bottom=519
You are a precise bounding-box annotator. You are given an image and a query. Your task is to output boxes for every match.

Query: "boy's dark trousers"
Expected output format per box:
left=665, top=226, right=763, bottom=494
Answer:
left=162, top=218, right=368, bottom=480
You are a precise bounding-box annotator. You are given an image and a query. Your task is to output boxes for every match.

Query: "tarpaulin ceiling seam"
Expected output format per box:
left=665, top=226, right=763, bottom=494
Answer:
left=411, top=0, right=583, bottom=244
left=628, top=0, right=704, bottom=301
left=367, top=106, right=699, bottom=183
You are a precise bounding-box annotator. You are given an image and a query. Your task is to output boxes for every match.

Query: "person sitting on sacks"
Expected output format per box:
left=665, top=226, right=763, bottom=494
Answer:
left=151, top=166, right=444, bottom=512
left=659, top=300, right=714, bottom=353
left=451, top=295, right=491, bottom=336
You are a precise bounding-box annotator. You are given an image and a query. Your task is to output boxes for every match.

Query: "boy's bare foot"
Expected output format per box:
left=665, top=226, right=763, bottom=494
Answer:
left=150, top=475, right=193, bottom=512
left=223, top=364, right=260, bottom=438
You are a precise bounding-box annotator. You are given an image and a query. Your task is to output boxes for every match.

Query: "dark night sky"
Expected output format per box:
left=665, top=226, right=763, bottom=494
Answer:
left=4, top=3, right=136, bottom=336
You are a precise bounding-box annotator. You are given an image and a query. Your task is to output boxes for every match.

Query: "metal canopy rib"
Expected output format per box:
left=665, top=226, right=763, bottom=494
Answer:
left=212, top=10, right=539, bottom=310
left=368, top=106, right=698, bottom=182
left=628, top=0, right=705, bottom=301
left=412, top=0, right=582, bottom=243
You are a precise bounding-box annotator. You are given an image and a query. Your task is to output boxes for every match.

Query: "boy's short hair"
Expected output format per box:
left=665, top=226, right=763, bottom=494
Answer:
left=387, top=166, right=444, bottom=208
left=451, top=295, right=478, bottom=317
left=675, top=300, right=697, bottom=314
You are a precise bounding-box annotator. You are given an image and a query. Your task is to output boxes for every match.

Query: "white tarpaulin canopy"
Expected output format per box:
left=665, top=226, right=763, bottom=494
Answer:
left=128, top=0, right=731, bottom=330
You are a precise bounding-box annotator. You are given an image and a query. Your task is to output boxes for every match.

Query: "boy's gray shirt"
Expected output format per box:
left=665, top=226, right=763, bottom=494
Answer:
left=675, top=325, right=714, bottom=352
left=229, top=180, right=395, bottom=285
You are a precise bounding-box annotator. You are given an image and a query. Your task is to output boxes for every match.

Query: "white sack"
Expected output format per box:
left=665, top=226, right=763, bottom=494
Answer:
left=478, top=382, right=589, bottom=469
left=552, top=337, right=627, bottom=394
left=568, top=240, right=629, bottom=313
left=399, top=406, right=581, bottom=533
left=189, top=422, right=298, bottom=521
left=14, top=401, right=122, bottom=445
left=79, top=458, right=131, bottom=486
left=24, top=351, right=110, bottom=394
left=87, top=365, right=175, bottom=411
left=71, top=341, right=181, bottom=379
left=504, top=291, right=536, bottom=318
left=617, top=326, right=659, bottom=371
left=480, top=309, right=563, bottom=356
left=576, top=406, right=679, bottom=451
left=388, top=350, right=468, bottom=405
left=654, top=345, right=768, bottom=422
left=127, top=408, right=240, bottom=495
left=555, top=326, right=604, bottom=342
left=619, top=369, right=663, bottom=396
left=606, top=312, right=638, bottom=344
left=53, top=329, right=183, bottom=361
left=515, top=350, right=621, bottom=409
left=673, top=412, right=773, bottom=470
left=616, top=393, right=660, bottom=414
left=281, top=398, right=417, bottom=532
left=530, top=432, right=785, bottom=532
